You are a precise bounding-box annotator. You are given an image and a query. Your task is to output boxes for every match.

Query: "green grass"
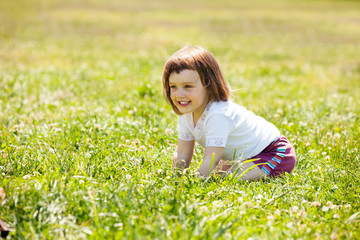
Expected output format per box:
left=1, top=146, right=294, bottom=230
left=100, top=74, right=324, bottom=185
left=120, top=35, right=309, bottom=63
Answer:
left=1, top=0, right=360, bottom=239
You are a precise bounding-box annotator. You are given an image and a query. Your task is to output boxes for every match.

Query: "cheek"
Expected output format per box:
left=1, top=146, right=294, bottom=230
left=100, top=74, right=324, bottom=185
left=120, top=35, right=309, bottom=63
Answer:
left=170, top=92, right=177, bottom=103
left=201, top=89, right=209, bottom=98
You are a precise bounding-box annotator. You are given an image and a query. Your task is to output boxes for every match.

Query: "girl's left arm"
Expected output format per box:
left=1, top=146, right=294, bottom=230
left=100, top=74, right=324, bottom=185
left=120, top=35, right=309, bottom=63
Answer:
left=173, top=139, right=195, bottom=170
left=198, top=146, right=225, bottom=177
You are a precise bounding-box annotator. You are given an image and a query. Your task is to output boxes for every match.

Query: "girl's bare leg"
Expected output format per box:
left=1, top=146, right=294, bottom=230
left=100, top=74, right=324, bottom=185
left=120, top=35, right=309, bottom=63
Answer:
left=217, top=160, right=267, bottom=181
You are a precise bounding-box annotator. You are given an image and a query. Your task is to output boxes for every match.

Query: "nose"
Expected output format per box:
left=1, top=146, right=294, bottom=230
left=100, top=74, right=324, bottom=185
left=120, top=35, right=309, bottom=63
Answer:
left=174, top=88, right=186, bottom=98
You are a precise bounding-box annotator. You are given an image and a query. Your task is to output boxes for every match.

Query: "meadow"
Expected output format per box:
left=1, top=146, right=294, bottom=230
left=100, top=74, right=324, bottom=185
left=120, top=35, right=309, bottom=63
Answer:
left=0, top=0, right=359, bottom=239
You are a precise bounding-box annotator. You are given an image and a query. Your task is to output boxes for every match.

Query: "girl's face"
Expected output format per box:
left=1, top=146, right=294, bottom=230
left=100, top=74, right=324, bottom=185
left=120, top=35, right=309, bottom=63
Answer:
left=169, top=69, right=209, bottom=122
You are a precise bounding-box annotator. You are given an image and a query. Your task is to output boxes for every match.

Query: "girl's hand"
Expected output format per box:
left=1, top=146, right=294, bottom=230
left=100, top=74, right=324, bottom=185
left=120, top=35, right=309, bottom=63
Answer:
left=172, top=139, right=195, bottom=171
left=215, top=160, right=232, bottom=176
left=173, top=159, right=187, bottom=170
left=198, top=146, right=225, bottom=177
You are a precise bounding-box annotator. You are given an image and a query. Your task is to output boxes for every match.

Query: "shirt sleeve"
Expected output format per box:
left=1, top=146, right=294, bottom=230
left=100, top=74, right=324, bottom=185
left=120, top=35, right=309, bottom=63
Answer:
left=178, top=116, right=195, bottom=141
left=205, top=114, right=230, bottom=147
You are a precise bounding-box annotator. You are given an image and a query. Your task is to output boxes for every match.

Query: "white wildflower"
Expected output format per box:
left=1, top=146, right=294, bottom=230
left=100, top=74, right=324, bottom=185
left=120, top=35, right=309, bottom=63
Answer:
left=322, top=206, right=329, bottom=212
left=23, top=175, right=31, bottom=180
left=311, top=201, right=321, bottom=207
left=299, top=210, right=307, bottom=217
left=207, top=191, right=214, bottom=198
left=198, top=206, right=208, bottom=214
left=274, top=209, right=281, bottom=216
left=290, top=206, right=299, bottom=214
left=255, top=194, right=263, bottom=200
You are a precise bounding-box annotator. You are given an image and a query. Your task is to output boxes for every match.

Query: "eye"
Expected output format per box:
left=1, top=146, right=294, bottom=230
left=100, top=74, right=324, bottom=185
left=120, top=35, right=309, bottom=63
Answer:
left=170, top=85, right=176, bottom=89
left=184, top=85, right=192, bottom=88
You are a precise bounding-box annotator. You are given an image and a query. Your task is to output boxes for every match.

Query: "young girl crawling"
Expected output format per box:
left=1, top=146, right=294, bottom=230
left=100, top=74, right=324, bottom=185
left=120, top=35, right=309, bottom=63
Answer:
left=162, top=46, right=296, bottom=181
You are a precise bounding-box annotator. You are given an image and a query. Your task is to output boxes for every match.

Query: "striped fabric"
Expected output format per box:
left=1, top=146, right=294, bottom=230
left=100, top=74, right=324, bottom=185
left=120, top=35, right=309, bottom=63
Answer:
left=261, top=139, right=286, bottom=175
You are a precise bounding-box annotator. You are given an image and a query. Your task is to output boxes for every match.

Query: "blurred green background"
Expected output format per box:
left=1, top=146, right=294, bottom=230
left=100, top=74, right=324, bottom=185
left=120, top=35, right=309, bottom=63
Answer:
left=0, top=0, right=360, bottom=239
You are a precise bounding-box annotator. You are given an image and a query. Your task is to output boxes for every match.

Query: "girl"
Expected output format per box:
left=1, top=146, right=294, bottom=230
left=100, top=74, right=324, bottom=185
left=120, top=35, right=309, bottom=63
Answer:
left=162, top=46, right=296, bottom=180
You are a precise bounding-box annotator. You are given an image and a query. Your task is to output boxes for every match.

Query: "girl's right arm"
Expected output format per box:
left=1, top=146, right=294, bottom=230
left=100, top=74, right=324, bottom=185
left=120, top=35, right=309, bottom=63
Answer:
left=173, top=139, right=195, bottom=170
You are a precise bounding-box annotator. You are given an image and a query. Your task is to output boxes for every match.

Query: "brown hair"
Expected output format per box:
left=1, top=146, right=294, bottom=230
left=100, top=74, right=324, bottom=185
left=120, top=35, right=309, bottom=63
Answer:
left=162, top=46, right=231, bottom=115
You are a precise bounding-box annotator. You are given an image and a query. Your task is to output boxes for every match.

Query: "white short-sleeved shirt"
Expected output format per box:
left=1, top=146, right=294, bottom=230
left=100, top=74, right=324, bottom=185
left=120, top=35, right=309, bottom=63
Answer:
left=178, top=100, right=280, bottom=160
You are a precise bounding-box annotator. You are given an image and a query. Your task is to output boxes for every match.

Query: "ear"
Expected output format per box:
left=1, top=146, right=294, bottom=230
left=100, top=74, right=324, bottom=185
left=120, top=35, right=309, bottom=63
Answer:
left=206, top=89, right=211, bottom=101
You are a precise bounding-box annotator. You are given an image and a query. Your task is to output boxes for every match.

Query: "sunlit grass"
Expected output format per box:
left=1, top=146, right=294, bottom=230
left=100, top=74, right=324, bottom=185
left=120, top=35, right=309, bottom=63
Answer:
left=0, top=0, right=359, bottom=239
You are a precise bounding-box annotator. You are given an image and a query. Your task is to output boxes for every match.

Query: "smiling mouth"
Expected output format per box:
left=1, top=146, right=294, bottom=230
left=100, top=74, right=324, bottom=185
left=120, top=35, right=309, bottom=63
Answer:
left=178, top=101, right=190, bottom=106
